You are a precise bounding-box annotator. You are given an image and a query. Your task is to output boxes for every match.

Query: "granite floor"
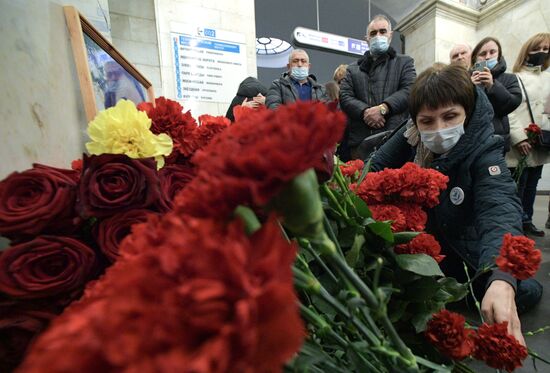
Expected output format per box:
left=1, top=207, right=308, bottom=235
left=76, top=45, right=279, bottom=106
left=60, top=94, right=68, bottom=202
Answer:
left=463, top=195, right=550, bottom=373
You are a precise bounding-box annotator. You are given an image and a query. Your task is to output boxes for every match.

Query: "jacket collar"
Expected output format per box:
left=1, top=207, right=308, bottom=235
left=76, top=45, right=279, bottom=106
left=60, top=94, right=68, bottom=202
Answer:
left=358, top=47, right=397, bottom=73
left=491, top=56, right=507, bottom=78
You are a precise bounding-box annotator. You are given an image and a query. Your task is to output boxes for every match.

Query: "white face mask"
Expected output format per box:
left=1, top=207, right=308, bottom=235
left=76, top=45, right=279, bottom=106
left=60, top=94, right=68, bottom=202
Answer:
left=419, top=122, right=465, bottom=154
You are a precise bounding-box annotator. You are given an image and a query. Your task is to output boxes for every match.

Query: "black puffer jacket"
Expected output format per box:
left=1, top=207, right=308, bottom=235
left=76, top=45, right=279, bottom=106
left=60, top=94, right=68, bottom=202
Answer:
left=371, top=88, right=523, bottom=291
left=266, top=73, right=328, bottom=110
left=339, top=47, right=416, bottom=147
left=225, top=77, right=268, bottom=121
left=484, top=57, right=522, bottom=151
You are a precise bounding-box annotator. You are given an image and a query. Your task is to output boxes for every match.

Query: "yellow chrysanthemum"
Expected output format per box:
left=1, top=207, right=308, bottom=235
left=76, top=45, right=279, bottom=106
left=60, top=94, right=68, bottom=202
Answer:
left=86, top=100, right=173, bottom=169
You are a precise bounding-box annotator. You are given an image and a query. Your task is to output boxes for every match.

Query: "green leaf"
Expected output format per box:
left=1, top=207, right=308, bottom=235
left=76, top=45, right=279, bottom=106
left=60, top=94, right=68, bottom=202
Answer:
left=437, top=277, right=468, bottom=303
left=338, top=225, right=357, bottom=247
left=403, top=277, right=441, bottom=302
left=234, top=205, right=261, bottom=234
left=348, top=193, right=371, bottom=218
left=366, top=221, right=394, bottom=243
left=393, top=231, right=422, bottom=245
left=411, top=308, right=434, bottom=333
left=345, top=234, right=365, bottom=268
left=395, top=254, right=444, bottom=277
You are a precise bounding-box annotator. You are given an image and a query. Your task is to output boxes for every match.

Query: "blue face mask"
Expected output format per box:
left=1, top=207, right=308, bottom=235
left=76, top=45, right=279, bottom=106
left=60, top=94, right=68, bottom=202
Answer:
left=420, top=122, right=465, bottom=154
left=486, top=58, right=498, bottom=70
left=291, top=66, right=309, bottom=81
left=369, top=36, right=389, bottom=54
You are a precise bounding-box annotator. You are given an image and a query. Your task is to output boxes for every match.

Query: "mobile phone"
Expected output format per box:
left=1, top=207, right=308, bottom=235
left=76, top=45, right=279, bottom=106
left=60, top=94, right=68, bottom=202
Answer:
left=473, top=60, right=487, bottom=72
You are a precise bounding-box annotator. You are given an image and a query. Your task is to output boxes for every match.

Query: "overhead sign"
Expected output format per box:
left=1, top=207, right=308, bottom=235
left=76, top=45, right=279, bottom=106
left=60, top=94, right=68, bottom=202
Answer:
left=292, top=27, right=369, bottom=56
left=171, top=25, right=247, bottom=103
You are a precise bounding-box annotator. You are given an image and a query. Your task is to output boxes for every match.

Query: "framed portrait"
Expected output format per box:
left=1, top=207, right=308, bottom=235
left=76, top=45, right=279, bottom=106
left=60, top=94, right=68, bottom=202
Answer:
left=64, top=6, right=154, bottom=122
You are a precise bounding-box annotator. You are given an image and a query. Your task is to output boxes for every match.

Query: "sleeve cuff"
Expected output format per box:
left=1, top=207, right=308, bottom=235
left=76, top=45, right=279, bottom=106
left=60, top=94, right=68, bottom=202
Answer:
left=486, top=269, right=517, bottom=293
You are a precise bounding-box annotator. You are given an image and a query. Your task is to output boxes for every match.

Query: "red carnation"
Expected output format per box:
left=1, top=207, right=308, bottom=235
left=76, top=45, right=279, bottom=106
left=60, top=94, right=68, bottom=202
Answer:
left=496, top=233, right=541, bottom=280
left=397, top=203, right=428, bottom=231
left=395, top=233, right=445, bottom=263
left=425, top=309, right=474, bottom=361
left=370, top=204, right=407, bottom=232
left=354, top=162, right=448, bottom=208
left=194, top=114, right=231, bottom=150
left=472, top=322, right=528, bottom=371
left=71, top=159, right=83, bottom=173
left=0, top=164, right=80, bottom=239
left=175, top=101, right=345, bottom=218
left=525, top=123, right=542, bottom=135
left=232, top=104, right=267, bottom=121
left=18, top=215, right=304, bottom=373
left=340, top=159, right=364, bottom=178
left=138, top=97, right=199, bottom=161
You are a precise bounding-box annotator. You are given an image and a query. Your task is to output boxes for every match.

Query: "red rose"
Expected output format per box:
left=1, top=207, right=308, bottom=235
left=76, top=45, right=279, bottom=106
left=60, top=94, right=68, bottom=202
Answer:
left=94, top=209, right=158, bottom=262
left=425, top=309, right=474, bottom=360
left=370, top=204, right=407, bottom=232
left=157, top=163, right=195, bottom=211
left=19, top=215, right=304, bottom=373
left=395, top=233, right=445, bottom=263
left=0, top=236, right=96, bottom=299
left=78, top=154, right=162, bottom=218
left=0, top=164, right=80, bottom=239
left=340, top=159, right=364, bottom=178
left=0, top=303, right=56, bottom=372
left=496, top=233, right=541, bottom=280
left=472, top=322, right=528, bottom=371
left=175, top=101, right=345, bottom=218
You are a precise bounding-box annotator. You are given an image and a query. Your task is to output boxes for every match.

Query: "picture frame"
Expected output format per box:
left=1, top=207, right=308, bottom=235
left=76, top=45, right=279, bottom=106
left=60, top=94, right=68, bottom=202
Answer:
left=64, top=6, right=155, bottom=122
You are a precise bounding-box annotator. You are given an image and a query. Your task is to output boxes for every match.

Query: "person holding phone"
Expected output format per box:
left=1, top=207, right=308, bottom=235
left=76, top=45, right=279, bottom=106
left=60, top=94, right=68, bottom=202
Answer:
left=506, top=33, right=550, bottom=237
left=470, top=37, right=522, bottom=152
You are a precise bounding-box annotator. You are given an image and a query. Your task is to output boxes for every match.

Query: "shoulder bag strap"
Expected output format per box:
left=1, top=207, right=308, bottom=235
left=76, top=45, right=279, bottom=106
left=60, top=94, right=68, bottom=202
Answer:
left=516, top=75, right=536, bottom=123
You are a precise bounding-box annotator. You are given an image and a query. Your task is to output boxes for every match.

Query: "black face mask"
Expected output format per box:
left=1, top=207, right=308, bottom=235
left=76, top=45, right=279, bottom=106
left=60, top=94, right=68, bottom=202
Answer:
left=526, top=51, right=548, bottom=67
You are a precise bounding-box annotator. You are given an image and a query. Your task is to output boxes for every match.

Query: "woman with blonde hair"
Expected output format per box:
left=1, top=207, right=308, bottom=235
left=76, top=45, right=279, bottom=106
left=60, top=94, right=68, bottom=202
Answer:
left=507, top=33, right=550, bottom=237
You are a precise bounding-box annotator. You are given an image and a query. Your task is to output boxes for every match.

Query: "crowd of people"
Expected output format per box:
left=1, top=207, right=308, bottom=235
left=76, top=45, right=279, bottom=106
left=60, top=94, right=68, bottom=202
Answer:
left=225, top=15, right=549, bottom=343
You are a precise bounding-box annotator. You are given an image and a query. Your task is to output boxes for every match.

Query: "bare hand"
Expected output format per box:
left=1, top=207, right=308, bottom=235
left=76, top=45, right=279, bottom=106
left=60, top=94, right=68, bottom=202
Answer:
left=471, top=69, right=493, bottom=89
left=241, top=97, right=260, bottom=109
left=481, top=280, right=525, bottom=346
left=252, top=94, right=266, bottom=106
left=363, top=107, right=385, bottom=129
left=516, top=140, right=532, bottom=157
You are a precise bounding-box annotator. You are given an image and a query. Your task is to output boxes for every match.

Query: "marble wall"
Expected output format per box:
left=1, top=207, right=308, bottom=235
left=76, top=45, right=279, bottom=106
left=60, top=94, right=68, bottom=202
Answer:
left=0, top=0, right=109, bottom=179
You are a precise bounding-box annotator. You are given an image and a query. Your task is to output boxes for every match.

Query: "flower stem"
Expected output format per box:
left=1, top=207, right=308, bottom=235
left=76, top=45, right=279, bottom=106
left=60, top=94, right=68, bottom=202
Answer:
left=463, top=262, right=484, bottom=323
left=299, top=303, right=349, bottom=347
left=321, top=183, right=349, bottom=220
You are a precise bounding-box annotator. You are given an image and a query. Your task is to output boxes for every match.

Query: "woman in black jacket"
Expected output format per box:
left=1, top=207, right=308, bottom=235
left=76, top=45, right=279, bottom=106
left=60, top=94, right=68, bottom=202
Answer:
left=371, top=64, right=542, bottom=346
left=470, top=37, right=522, bottom=151
left=225, top=77, right=268, bottom=122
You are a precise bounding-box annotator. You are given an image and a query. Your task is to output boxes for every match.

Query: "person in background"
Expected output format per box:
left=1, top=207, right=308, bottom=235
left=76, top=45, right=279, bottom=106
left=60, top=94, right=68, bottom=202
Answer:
left=449, top=43, right=472, bottom=69
left=506, top=33, right=550, bottom=237
left=339, top=14, right=416, bottom=159
left=225, top=77, right=267, bottom=122
left=333, top=64, right=348, bottom=85
left=372, top=64, right=542, bottom=345
left=325, top=81, right=340, bottom=102
left=265, top=49, right=328, bottom=109
left=470, top=37, right=522, bottom=152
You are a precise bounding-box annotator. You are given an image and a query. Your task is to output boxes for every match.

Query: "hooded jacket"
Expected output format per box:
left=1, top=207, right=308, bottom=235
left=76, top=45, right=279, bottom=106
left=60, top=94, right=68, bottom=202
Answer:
left=484, top=56, right=522, bottom=151
left=339, top=47, right=416, bottom=148
left=371, top=88, right=523, bottom=291
left=265, top=73, right=328, bottom=110
left=225, top=77, right=268, bottom=121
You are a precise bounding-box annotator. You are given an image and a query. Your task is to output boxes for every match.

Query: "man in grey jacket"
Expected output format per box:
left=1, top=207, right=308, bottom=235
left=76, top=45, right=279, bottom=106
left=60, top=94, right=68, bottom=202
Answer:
left=266, top=49, right=328, bottom=109
left=340, top=15, right=416, bottom=159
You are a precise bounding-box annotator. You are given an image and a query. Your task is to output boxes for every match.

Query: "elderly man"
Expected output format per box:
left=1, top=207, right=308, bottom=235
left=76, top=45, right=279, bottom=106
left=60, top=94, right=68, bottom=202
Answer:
left=340, top=14, right=416, bottom=159
left=449, top=43, right=472, bottom=68
left=266, top=49, right=328, bottom=109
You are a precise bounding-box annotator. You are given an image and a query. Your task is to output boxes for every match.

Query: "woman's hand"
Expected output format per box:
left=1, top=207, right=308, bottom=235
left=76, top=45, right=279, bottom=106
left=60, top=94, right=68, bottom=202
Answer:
left=481, top=280, right=525, bottom=346
left=515, top=140, right=532, bottom=156
left=241, top=97, right=260, bottom=109
left=471, top=68, right=493, bottom=89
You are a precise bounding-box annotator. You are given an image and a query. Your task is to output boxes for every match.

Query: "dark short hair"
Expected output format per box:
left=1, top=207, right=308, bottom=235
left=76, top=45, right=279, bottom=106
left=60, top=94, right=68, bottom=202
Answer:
left=409, top=64, right=476, bottom=123
left=471, top=37, right=502, bottom=66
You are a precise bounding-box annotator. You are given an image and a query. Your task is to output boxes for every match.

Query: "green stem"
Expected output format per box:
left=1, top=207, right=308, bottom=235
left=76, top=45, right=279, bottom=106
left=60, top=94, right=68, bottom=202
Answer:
left=321, top=183, right=349, bottom=219
left=463, top=262, right=484, bottom=323
left=299, top=239, right=339, bottom=285
left=299, top=303, right=349, bottom=347
left=322, top=214, right=345, bottom=258
left=334, top=167, right=359, bottom=215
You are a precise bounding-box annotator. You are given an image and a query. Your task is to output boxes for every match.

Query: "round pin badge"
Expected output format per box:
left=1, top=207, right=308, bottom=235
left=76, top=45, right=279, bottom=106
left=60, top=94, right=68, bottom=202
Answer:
left=450, top=187, right=465, bottom=205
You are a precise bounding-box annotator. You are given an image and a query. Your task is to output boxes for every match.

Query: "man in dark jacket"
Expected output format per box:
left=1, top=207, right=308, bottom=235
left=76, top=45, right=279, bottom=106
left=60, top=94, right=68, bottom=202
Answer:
left=266, top=49, right=328, bottom=109
left=340, top=14, right=416, bottom=159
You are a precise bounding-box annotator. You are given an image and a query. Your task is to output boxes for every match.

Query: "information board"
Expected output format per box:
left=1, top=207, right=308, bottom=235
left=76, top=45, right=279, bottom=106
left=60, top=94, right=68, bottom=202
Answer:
left=171, top=26, right=247, bottom=103
left=292, top=26, right=369, bottom=56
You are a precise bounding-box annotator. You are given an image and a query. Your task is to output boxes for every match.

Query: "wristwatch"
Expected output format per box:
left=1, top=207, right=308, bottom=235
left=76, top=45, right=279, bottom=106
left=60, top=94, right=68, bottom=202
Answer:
left=379, top=104, right=387, bottom=116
